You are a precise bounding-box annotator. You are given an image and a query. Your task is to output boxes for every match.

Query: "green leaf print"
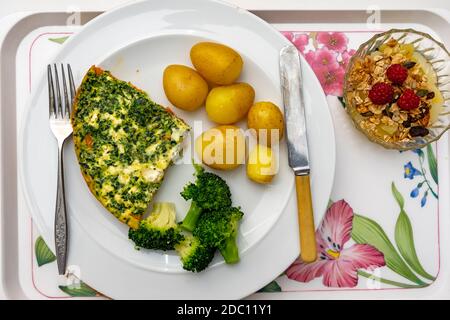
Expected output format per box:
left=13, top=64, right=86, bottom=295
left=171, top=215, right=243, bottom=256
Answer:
left=48, top=36, right=69, bottom=44
left=426, top=144, right=438, bottom=185
left=392, top=183, right=435, bottom=281
left=391, top=182, right=405, bottom=210
left=395, top=210, right=435, bottom=281
left=258, top=281, right=282, bottom=293
left=59, top=281, right=98, bottom=297
left=351, top=214, right=426, bottom=286
left=337, top=96, right=346, bottom=108
left=35, top=236, right=56, bottom=267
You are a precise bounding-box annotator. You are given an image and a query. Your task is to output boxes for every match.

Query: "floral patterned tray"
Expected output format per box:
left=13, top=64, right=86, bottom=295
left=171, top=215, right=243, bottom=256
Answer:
left=5, top=14, right=449, bottom=299
left=268, top=31, right=440, bottom=291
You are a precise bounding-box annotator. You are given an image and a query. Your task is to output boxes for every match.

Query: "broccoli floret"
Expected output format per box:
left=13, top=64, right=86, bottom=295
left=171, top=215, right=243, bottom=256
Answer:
left=128, top=202, right=184, bottom=251
left=180, top=164, right=232, bottom=232
left=193, top=207, right=244, bottom=264
left=174, top=233, right=215, bottom=272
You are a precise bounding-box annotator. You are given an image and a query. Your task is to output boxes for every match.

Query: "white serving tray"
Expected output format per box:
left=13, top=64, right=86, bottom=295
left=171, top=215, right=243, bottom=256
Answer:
left=1, top=6, right=450, bottom=299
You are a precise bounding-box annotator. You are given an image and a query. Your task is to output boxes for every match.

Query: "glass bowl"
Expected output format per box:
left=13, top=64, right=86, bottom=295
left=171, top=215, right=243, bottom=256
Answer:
left=343, top=29, right=450, bottom=150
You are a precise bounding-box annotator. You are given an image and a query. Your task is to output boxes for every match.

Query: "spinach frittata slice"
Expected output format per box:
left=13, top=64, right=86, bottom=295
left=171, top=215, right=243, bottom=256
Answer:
left=72, top=66, right=190, bottom=229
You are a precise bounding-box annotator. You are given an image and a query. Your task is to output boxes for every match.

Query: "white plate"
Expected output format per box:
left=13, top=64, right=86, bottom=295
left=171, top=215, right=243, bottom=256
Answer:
left=19, top=0, right=335, bottom=298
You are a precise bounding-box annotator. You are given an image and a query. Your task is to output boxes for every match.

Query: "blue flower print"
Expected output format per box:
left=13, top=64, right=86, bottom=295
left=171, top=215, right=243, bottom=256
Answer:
left=410, top=187, right=420, bottom=198
left=421, top=191, right=428, bottom=207
left=404, top=162, right=421, bottom=180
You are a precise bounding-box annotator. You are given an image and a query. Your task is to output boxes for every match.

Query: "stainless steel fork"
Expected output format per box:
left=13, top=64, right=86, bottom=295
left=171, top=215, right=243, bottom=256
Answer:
left=48, top=64, right=75, bottom=275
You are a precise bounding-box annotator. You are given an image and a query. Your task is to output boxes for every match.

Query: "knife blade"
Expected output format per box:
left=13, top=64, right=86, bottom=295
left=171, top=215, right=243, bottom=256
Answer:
left=279, top=45, right=310, bottom=176
left=279, top=45, right=317, bottom=263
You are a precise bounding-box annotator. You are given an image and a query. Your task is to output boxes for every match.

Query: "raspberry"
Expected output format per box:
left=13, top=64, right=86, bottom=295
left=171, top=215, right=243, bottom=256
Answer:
left=397, top=89, right=421, bottom=110
left=386, top=64, right=408, bottom=84
left=369, top=83, right=394, bottom=105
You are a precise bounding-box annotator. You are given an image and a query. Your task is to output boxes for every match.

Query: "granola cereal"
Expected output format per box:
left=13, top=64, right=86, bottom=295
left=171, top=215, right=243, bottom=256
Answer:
left=346, top=38, right=444, bottom=142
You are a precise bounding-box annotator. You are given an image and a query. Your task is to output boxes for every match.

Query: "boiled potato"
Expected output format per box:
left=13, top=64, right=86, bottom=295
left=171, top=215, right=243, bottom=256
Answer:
left=195, top=125, right=245, bottom=170
left=163, top=64, right=208, bottom=111
left=247, top=102, right=284, bottom=146
left=206, top=79, right=220, bottom=91
left=206, top=83, right=255, bottom=124
left=247, top=144, right=277, bottom=184
left=190, top=42, right=243, bottom=85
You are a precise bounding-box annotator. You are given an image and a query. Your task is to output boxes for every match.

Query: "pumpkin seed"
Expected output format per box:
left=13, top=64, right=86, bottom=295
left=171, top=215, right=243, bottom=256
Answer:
left=361, top=111, right=374, bottom=117
left=402, top=61, right=416, bottom=69
left=416, top=89, right=429, bottom=97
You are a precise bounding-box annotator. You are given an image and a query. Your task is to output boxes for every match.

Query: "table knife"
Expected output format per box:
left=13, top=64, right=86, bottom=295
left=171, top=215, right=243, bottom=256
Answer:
left=279, top=45, right=317, bottom=263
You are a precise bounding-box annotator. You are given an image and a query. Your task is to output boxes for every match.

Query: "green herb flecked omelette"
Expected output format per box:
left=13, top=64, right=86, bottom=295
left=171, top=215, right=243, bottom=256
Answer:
left=71, top=66, right=190, bottom=229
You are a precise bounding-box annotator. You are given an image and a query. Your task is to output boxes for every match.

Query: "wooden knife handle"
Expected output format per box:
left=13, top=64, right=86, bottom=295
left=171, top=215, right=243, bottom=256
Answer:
left=295, top=175, right=317, bottom=263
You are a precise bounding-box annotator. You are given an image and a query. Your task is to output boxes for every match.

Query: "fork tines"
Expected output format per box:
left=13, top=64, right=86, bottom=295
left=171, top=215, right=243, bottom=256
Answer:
left=47, top=64, right=76, bottom=119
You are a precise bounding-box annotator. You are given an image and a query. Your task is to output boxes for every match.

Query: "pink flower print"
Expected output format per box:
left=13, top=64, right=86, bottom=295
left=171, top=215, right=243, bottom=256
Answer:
left=281, top=31, right=294, bottom=43
left=292, top=33, right=309, bottom=52
left=304, top=50, right=316, bottom=66
left=340, top=49, right=356, bottom=69
left=312, top=64, right=346, bottom=96
left=286, top=200, right=385, bottom=288
left=305, top=47, right=340, bottom=70
left=317, top=32, right=348, bottom=52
